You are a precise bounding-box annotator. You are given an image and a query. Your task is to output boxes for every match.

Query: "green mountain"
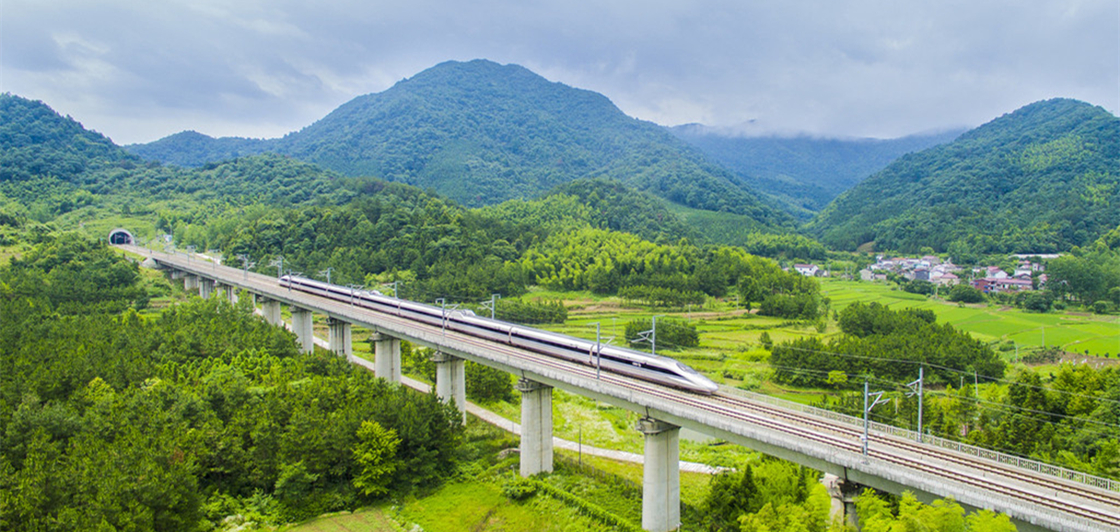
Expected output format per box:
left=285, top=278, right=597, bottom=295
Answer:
left=806, top=99, right=1120, bottom=255
left=1, top=92, right=137, bottom=183
left=669, top=125, right=962, bottom=217
left=0, top=94, right=359, bottom=220
left=128, top=60, right=792, bottom=227
left=128, top=130, right=268, bottom=168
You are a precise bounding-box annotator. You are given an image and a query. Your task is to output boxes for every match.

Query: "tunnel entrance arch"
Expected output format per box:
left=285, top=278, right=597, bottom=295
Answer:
left=108, top=228, right=135, bottom=245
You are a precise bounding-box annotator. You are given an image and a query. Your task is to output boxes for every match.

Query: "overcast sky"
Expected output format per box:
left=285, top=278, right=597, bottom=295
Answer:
left=3, top=0, right=1117, bottom=145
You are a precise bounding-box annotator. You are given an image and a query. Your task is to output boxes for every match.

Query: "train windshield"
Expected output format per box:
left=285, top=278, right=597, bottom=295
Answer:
left=676, top=362, right=700, bottom=375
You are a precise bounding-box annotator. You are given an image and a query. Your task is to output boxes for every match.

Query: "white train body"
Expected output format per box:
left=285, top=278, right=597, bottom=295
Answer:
left=279, top=275, right=719, bottom=395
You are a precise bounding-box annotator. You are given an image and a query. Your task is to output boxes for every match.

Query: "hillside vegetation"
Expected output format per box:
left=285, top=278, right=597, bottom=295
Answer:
left=808, top=99, right=1120, bottom=254
left=129, top=60, right=792, bottom=228
left=670, top=126, right=961, bottom=217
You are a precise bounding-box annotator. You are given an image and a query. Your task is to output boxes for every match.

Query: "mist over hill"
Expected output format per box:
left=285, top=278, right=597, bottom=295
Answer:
left=669, top=126, right=963, bottom=217
left=807, top=98, right=1120, bottom=255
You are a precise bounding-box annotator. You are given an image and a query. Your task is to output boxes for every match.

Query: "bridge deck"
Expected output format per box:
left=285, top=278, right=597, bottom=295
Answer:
left=122, top=245, right=1120, bottom=532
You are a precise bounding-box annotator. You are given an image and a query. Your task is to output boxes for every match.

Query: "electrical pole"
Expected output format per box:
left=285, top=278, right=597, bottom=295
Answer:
left=596, top=322, right=601, bottom=379
left=635, top=316, right=662, bottom=356
left=481, top=293, right=500, bottom=320
left=906, top=367, right=924, bottom=442
left=863, top=380, right=888, bottom=456
left=237, top=254, right=254, bottom=280
left=269, top=256, right=284, bottom=278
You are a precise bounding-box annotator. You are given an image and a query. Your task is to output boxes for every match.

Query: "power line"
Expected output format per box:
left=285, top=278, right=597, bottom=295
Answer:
left=773, top=343, right=1120, bottom=407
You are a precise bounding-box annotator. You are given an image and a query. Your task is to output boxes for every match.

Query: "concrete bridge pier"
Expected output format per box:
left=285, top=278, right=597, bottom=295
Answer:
left=638, top=417, right=681, bottom=532
left=516, top=378, right=554, bottom=477
left=171, top=270, right=184, bottom=280
left=199, top=278, right=215, bottom=299
left=328, top=318, right=353, bottom=361
left=183, top=274, right=199, bottom=291
left=291, top=307, right=315, bottom=354
left=259, top=297, right=282, bottom=325
left=431, top=351, right=466, bottom=423
left=216, top=283, right=237, bottom=304
left=823, top=474, right=861, bottom=530
left=371, top=332, right=402, bottom=382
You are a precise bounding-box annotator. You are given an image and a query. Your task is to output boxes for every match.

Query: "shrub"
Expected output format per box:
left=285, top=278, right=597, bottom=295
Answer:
left=902, top=280, right=936, bottom=295
left=758, top=293, right=820, bottom=320
left=1019, top=291, right=1052, bottom=312
left=501, top=475, right=538, bottom=500
left=625, top=317, right=699, bottom=350
left=947, top=284, right=984, bottom=303
left=495, top=297, right=568, bottom=324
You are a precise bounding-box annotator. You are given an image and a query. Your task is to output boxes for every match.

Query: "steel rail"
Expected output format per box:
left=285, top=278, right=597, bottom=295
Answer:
left=128, top=246, right=1120, bottom=530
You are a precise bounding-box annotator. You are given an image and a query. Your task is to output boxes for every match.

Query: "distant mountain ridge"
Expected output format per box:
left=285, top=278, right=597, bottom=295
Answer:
left=807, top=98, right=1120, bottom=254
left=129, top=60, right=791, bottom=228
left=669, top=126, right=963, bottom=217
left=132, top=130, right=267, bottom=168
left=0, top=93, right=360, bottom=211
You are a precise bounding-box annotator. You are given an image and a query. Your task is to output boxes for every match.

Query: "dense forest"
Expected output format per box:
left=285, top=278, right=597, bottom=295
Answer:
left=169, top=197, right=820, bottom=319
left=770, top=303, right=1006, bottom=387
left=0, top=237, right=464, bottom=530
left=808, top=98, right=1120, bottom=254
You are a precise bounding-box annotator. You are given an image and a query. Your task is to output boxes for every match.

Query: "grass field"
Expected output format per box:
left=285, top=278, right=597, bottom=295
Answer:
left=278, top=421, right=718, bottom=532
left=819, top=279, right=1120, bottom=357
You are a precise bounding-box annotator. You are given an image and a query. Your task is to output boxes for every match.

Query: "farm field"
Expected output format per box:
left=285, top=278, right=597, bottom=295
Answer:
left=532, top=279, right=1119, bottom=359
left=519, top=279, right=1120, bottom=406
left=819, top=279, right=1120, bottom=357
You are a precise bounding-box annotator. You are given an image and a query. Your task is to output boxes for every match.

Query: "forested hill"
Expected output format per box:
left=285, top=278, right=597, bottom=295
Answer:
left=806, top=98, right=1120, bottom=255
left=127, top=60, right=792, bottom=228
left=0, top=94, right=363, bottom=218
left=669, top=125, right=962, bottom=217
left=128, top=130, right=268, bottom=168
left=1, top=93, right=138, bottom=182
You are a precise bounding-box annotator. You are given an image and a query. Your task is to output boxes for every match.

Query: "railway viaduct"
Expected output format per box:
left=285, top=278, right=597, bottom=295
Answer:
left=121, top=244, right=1120, bottom=532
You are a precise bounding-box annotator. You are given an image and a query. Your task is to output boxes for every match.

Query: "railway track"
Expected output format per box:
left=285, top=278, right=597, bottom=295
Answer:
left=136, top=248, right=1120, bottom=530
left=390, top=314, right=1120, bottom=530
left=708, top=392, right=1120, bottom=510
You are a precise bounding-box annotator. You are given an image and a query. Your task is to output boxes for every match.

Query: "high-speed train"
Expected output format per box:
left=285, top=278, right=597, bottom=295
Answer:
left=279, top=275, right=720, bottom=394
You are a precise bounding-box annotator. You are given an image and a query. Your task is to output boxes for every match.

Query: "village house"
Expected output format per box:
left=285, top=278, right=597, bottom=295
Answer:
left=793, top=264, right=821, bottom=277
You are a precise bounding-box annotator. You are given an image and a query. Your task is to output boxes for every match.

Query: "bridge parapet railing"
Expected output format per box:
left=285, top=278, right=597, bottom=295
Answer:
left=721, top=386, right=1120, bottom=493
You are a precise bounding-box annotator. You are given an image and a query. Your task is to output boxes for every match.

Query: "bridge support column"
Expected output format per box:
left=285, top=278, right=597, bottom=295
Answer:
left=171, top=270, right=183, bottom=280
left=183, top=274, right=198, bottom=291
left=638, top=418, right=680, bottom=532
left=259, top=298, right=282, bottom=325
left=516, top=378, right=553, bottom=477
left=371, top=333, right=401, bottom=382
left=823, top=474, right=861, bottom=530
left=328, top=318, right=352, bottom=361
left=199, top=278, right=214, bottom=299
left=216, top=284, right=237, bottom=304
left=432, top=351, right=466, bottom=423
left=291, top=307, right=314, bottom=354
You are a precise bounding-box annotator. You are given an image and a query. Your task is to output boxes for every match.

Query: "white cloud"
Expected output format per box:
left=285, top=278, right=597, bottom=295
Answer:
left=2, top=0, right=1116, bottom=144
